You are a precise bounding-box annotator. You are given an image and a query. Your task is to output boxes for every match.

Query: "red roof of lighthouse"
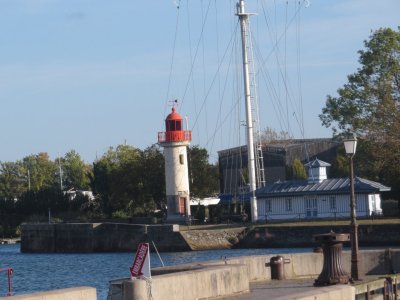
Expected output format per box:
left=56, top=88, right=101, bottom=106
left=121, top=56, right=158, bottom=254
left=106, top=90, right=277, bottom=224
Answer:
left=166, top=107, right=183, bottom=121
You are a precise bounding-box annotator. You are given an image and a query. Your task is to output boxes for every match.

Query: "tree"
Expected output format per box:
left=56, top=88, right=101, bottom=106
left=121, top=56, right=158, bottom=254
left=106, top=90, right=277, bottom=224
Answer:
left=140, top=144, right=165, bottom=209
left=0, top=161, right=26, bottom=202
left=188, top=146, right=219, bottom=198
left=61, top=150, right=92, bottom=190
left=92, top=145, right=152, bottom=216
left=22, top=153, right=58, bottom=192
left=319, top=27, right=400, bottom=199
left=290, top=159, right=307, bottom=180
left=319, top=27, right=400, bottom=136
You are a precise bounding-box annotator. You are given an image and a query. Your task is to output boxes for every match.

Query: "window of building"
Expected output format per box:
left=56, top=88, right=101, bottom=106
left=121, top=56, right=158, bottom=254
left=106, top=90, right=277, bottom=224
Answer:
left=329, top=196, right=336, bottom=210
left=179, top=154, right=184, bottom=165
left=285, top=198, right=292, bottom=211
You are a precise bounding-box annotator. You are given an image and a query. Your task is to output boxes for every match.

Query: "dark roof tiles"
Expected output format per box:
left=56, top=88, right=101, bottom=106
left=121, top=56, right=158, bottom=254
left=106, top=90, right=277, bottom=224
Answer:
left=256, top=177, right=390, bottom=197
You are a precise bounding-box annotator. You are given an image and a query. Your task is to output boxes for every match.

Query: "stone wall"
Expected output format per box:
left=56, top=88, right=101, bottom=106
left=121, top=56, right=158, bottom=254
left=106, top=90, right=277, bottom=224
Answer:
left=237, top=224, right=400, bottom=248
left=21, top=223, right=400, bottom=253
left=21, top=223, right=190, bottom=253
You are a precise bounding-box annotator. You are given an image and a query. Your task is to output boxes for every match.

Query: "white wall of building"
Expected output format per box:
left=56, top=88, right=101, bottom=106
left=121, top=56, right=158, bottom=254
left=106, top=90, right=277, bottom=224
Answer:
left=257, top=193, right=379, bottom=221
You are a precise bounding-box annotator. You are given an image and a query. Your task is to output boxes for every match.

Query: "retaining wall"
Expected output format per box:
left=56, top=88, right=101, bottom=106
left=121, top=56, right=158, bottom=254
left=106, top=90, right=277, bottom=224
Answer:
left=21, top=223, right=190, bottom=253
left=21, top=223, right=400, bottom=253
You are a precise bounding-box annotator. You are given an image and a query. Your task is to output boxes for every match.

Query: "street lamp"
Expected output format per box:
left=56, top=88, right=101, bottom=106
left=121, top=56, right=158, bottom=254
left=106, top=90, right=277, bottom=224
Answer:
left=343, top=132, right=362, bottom=281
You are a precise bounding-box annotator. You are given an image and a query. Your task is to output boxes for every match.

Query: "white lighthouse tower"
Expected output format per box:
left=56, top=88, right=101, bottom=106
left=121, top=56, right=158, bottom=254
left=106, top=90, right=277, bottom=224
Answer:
left=158, top=107, right=192, bottom=223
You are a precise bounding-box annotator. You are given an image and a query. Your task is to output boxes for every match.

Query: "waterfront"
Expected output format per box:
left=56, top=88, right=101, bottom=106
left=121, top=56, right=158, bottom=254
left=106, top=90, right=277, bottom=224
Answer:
left=0, top=244, right=312, bottom=299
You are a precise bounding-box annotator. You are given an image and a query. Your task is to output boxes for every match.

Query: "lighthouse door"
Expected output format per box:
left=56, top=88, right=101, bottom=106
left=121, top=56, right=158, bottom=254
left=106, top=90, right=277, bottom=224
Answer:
left=179, top=197, right=186, bottom=215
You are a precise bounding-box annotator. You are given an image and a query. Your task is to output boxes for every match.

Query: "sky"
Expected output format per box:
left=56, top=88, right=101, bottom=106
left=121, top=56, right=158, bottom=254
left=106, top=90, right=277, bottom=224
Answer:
left=0, top=0, right=399, bottom=164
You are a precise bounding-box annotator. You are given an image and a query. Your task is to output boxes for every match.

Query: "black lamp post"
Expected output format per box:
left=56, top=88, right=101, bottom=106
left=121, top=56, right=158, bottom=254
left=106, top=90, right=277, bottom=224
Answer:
left=343, top=132, right=362, bottom=281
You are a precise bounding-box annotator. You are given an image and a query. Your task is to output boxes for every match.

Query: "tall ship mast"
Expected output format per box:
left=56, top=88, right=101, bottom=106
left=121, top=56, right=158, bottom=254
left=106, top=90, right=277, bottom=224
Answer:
left=236, top=0, right=265, bottom=222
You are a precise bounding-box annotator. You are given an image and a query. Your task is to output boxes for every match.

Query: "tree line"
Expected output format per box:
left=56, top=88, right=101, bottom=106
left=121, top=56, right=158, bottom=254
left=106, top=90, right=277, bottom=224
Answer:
left=0, top=144, right=219, bottom=236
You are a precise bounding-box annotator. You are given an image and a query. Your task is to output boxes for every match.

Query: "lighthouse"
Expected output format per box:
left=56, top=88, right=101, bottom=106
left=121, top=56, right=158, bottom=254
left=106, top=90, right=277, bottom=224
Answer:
left=158, top=107, right=192, bottom=223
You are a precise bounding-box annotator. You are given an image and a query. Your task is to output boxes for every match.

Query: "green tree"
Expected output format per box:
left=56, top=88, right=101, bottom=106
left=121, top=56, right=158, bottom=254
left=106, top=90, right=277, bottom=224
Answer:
left=330, top=153, right=348, bottom=178
left=92, top=145, right=148, bottom=216
left=189, top=146, right=219, bottom=198
left=290, top=159, right=307, bottom=180
left=0, top=161, right=26, bottom=202
left=61, top=150, right=92, bottom=190
left=140, top=144, right=165, bottom=210
left=319, top=27, right=400, bottom=135
left=22, top=153, right=58, bottom=192
left=319, top=27, right=400, bottom=199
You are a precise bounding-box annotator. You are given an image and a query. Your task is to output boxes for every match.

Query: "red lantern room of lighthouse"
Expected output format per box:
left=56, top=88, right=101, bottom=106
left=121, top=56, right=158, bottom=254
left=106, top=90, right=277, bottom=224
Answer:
left=158, top=107, right=192, bottom=223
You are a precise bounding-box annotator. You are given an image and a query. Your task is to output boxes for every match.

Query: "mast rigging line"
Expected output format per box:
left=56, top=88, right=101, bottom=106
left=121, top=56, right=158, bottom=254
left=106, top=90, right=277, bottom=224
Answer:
left=189, top=23, right=240, bottom=132
left=178, top=0, right=212, bottom=111
left=254, top=0, right=308, bottom=136
left=163, top=0, right=182, bottom=129
left=258, top=0, right=307, bottom=77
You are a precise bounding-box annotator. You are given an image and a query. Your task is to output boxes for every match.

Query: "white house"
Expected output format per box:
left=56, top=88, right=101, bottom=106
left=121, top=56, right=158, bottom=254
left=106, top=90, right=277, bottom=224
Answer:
left=255, top=159, right=390, bottom=221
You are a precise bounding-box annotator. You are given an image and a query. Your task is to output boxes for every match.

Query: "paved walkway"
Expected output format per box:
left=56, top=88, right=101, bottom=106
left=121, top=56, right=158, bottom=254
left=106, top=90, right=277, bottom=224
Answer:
left=218, top=279, right=317, bottom=300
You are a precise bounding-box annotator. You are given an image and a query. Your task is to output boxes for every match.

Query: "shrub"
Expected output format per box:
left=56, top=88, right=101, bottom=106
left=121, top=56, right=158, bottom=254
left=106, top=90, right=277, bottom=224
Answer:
left=382, top=199, right=399, bottom=217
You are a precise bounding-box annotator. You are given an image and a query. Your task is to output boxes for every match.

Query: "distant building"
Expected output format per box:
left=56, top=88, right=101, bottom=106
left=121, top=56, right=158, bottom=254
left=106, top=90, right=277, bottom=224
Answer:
left=218, top=138, right=339, bottom=195
left=255, top=159, right=390, bottom=221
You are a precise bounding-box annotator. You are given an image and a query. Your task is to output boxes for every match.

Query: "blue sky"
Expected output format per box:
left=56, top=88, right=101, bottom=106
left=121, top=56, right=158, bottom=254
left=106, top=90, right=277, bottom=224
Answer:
left=0, top=0, right=398, bottom=163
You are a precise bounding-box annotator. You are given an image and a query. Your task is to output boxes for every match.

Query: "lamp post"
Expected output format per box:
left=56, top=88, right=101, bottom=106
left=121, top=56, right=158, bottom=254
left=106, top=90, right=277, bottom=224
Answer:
left=343, top=132, right=361, bottom=281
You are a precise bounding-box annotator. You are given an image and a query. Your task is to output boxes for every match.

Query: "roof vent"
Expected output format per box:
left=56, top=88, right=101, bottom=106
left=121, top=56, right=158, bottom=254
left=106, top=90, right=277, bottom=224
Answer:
left=305, top=159, right=331, bottom=184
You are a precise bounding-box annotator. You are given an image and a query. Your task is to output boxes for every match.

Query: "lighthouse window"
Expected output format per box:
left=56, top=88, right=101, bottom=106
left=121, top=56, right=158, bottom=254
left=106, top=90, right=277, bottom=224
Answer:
left=179, top=154, right=184, bottom=165
left=166, top=120, right=175, bottom=131
left=166, top=120, right=182, bottom=131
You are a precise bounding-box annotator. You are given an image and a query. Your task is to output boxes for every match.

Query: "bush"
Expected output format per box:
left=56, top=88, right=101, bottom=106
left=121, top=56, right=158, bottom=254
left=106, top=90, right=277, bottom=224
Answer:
left=112, top=210, right=129, bottom=218
left=382, top=199, right=399, bottom=217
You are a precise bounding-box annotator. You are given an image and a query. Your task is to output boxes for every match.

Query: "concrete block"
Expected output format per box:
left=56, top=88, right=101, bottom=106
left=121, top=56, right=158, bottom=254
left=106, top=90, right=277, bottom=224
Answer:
left=122, top=264, right=249, bottom=300
left=289, top=253, right=323, bottom=278
left=123, top=279, right=149, bottom=300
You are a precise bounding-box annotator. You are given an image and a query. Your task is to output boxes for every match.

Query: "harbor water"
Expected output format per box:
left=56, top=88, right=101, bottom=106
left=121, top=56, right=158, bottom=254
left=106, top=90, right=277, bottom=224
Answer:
left=0, top=244, right=312, bottom=299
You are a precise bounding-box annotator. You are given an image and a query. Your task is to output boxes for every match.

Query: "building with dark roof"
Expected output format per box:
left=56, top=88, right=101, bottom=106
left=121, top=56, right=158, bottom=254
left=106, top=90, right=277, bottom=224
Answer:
left=254, top=159, right=390, bottom=221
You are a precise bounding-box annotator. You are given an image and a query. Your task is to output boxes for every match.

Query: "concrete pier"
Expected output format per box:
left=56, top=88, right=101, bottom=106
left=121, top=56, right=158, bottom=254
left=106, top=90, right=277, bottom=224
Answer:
left=109, top=249, right=400, bottom=300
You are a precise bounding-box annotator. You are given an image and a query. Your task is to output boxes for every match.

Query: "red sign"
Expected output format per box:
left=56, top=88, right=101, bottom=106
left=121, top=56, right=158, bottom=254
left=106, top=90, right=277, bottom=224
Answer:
left=129, top=243, right=149, bottom=277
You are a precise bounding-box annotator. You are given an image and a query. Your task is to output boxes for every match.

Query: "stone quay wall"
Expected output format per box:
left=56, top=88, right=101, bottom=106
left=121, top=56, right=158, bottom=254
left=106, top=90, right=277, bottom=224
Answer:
left=237, top=224, right=400, bottom=248
left=21, top=223, right=190, bottom=253
left=21, top=223, right=400, bottom=253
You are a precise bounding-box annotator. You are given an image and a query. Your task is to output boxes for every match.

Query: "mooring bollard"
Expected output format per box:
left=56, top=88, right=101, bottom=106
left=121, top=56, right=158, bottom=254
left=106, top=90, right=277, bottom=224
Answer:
left=313, top=231, right=350, bottom=286
left=267, top=256, right=290, bottom=280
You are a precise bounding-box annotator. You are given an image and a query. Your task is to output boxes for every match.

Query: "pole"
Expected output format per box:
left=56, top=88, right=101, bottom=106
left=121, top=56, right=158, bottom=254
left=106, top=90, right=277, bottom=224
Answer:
left=58, top=156, right=63, bottom=191
left=349, top=155, right=361, bottom=281
left=7, top=268, right=12, bottom=296
left=237, top=0, right=258, bottom=222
